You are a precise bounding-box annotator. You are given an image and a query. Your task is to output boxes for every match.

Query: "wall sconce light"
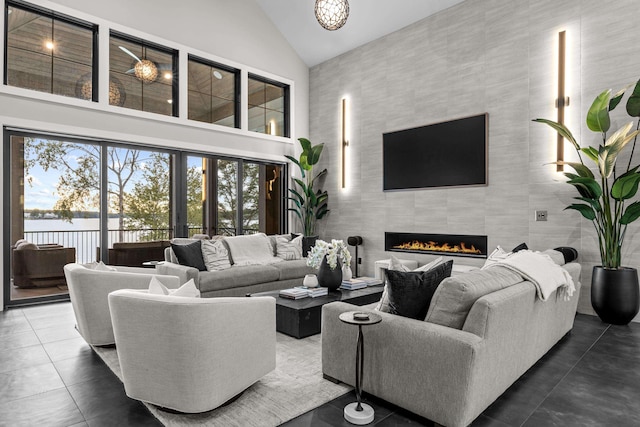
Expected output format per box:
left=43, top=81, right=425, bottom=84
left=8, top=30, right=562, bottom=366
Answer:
left=341, top=97, right=349, bottom=188
left=556, top=30, right=570, bottom=172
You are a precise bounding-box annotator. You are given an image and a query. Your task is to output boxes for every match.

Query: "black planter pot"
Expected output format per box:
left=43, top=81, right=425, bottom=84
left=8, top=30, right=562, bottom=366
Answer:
left=591, top=266, right=640, bottom=325
left=317, top=255, right=342, bottom=291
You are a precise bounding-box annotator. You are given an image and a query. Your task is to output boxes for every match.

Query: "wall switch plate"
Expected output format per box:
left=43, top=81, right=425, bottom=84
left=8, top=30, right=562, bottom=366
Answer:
left=535, top=210, right=548, bottom=221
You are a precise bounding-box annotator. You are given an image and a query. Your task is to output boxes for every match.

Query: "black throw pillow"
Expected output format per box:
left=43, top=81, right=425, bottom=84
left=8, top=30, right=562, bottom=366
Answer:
left=554, top=246, right=579, bottom=263
left=171, top=240, right=206, bottom=271
left=385, top=260, right=453, bottom=320
left=512, top=242, right=528, bottom=252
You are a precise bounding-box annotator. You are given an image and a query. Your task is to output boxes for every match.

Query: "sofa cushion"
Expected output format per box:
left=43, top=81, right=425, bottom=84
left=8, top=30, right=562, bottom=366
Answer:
left=425, top=266, right=523, bottom=329
left=201, top=240, right=231, bottom=271
left=270, top=259, right=315, bottom=281
left=171, top=240, right=206, bottom=272
left=198, top=265, right=281, bottom=293
left=385, top=260, right=453, bottom=320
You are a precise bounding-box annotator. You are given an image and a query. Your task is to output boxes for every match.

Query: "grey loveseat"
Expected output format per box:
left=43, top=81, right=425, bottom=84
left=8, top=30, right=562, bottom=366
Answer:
left=156, top=235, right=315, bottom=298
left=321, top=262, right=581, bottom=427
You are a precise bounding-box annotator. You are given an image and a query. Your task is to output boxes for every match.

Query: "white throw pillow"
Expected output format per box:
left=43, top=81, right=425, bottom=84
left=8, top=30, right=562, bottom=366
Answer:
left=201, top=239, right=232, bottom=271
left=148, top=277, right=200, bottom=298
left=94, top=261, right=117, bottom=272
left=482, top=246, right=511, bottom=268
left=376, top=255, right=445, bottom=311
left=276, top=235, right=303, bottom=260
left=224, top=233, right=283, bottom=266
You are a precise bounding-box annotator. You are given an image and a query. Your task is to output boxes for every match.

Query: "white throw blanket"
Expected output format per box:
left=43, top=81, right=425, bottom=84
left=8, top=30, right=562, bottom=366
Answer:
left=483, top=250, right=575, bottom=301
left=224, top=233, right=283, bottom=266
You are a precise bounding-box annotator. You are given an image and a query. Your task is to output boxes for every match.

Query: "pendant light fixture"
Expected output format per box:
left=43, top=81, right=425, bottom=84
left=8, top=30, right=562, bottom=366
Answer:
left=314, top=0, right=350, bottom=31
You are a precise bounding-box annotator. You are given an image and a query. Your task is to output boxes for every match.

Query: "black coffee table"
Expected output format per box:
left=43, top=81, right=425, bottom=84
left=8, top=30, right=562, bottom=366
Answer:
left=250, top=286, right=384, bottom=339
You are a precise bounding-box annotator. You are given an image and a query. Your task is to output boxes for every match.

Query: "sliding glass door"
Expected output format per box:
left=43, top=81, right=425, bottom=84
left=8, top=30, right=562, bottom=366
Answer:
left=4, top=129, right=286, bottom=307
left=6, top=134, right=101, bottom=303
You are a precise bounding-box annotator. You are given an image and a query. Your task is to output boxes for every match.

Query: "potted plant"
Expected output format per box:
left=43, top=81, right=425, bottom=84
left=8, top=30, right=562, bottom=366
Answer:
left=286, top=138, right=329, bottom=255
left=307, top=239, right=351, bottom=290
left=534, top=79, right=640, bottom=324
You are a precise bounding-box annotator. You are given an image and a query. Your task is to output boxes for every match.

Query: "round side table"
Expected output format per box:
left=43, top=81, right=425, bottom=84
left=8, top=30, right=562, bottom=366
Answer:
left=338, top=311, right=382, bottom=425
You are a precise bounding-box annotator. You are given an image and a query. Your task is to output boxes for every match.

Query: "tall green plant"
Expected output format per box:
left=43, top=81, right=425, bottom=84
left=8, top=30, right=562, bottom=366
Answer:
left=534, top=79, right=640, bottom=269
left=285, top=138, right=329, bottom=236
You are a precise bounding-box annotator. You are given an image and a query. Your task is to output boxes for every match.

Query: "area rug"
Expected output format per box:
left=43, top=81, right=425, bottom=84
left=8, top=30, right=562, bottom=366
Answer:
left=93, top=333, right=351, bottom=426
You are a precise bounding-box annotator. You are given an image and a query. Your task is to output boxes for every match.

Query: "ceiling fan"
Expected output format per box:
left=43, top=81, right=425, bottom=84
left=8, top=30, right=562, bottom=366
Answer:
left=118, top=46, right=172, bottom=84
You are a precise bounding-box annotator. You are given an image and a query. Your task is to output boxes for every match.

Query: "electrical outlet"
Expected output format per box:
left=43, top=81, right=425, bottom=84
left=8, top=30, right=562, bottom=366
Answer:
left=535, top=210, right=548, bottom=221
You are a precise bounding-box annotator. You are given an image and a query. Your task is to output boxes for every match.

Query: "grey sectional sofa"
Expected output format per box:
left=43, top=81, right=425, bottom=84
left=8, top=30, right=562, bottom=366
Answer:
left=156, top=235, right=315, bottom=298
left=321, top=262, right=581, bottom=427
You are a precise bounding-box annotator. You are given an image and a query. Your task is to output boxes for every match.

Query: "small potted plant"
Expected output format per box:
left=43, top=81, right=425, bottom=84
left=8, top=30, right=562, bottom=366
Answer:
left=307, top=239, right=351, bottom=290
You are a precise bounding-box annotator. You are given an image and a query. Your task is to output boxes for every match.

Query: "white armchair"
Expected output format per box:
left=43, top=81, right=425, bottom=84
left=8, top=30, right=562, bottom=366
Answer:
left=108, top=290, right=276, bottom=413
left=64, top=263, right=180, bottom=346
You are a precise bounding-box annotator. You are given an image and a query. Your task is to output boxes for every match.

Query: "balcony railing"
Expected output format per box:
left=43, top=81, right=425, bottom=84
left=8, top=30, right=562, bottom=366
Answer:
left=23, top=226, right=259, bottom=264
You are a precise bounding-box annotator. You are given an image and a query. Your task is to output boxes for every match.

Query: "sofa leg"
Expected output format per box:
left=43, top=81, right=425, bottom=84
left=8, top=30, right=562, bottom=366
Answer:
left=323, top=373, right=341, bottom=384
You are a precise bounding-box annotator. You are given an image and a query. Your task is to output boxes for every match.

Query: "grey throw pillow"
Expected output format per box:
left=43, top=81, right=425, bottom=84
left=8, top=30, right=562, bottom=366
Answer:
left=171, top=240, right=206, bottom=271
left=385, top=260, right=453, bottom=320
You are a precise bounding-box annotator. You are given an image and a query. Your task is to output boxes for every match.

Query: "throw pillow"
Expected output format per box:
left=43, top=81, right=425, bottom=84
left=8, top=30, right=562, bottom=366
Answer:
left=224, top=233, right=283, bottom=266
left=553, top=246, right=579, bottom=264
left=94, top=261, right=117, bottom=272
left=171, top=240, right=207, bottom=271
left=512, top=242, right=528, bottom=252
left=149, top=277, right=200, bottom=298
left=385, top=260, right=454, bottom=320
left=276, top=235, right=303, bottom=260
left=482, top=246, right=511, bottom=268
left=201, top=239, right=231, bottom=271
left=376, top=255, right=444, bottom=312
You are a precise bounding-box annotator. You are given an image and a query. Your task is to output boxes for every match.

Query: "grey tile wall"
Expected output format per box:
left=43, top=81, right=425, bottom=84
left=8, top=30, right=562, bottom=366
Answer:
left=308, top=0, right=640, bottom=318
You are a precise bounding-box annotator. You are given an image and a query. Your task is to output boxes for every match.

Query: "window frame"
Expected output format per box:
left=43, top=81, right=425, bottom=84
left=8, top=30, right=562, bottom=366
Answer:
left=109, top=30, right=179, bottom=117
left=248, top=72, right=290, bottom=138
left=187, top=54, right=241, bottom=129
left=4, top=0, right=99, bottom=101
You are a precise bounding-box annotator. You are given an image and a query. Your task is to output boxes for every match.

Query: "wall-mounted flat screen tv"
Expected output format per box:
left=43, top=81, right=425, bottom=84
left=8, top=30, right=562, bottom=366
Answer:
left=383, top=113, right=487, bottom=191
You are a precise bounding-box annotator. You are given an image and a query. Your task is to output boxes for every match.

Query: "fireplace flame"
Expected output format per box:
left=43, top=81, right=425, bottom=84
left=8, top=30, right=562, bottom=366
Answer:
left=392, top=240, right=482, bottom=255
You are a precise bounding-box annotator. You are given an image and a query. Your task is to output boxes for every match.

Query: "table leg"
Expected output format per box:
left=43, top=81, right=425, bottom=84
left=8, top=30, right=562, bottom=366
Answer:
left=344, top=324, right=374, bottom=424
left=355, top=325, right=363, bottom=411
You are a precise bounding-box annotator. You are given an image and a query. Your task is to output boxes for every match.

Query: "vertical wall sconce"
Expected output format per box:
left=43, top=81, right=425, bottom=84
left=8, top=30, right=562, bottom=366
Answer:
left=556, top=30, right=569, bottom=172
left=341, top=97, right=349, bottom=188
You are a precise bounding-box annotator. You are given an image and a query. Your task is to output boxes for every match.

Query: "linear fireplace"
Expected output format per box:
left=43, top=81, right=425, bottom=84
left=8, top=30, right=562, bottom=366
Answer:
left=385, top=232, right=488, bottom=259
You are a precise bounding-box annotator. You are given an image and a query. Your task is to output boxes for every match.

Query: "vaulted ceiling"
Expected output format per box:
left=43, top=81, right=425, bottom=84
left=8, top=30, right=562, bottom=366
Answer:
left=254, top=0, right=466, bottom=67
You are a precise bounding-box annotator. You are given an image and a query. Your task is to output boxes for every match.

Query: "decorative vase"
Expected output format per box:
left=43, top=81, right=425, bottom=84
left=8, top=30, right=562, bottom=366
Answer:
left=342, top=264, right=352, bottom=281
left=591, top=266, right=640, bottom=325
left=302, top=235, right=318, bottom=257
left=318, top=255, right=342, bottom=291
left=303, top=274, right=319, bottom=288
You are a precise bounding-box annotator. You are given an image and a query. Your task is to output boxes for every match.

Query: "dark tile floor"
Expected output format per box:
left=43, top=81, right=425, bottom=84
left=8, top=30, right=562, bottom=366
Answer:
left=1, top=302, right=639, bottom=427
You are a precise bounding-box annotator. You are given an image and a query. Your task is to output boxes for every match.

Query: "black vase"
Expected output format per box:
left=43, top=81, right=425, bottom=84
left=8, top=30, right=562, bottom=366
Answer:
left=317, top=255, right=342, bottom=291
left=591, top=266, right=640, bottom=325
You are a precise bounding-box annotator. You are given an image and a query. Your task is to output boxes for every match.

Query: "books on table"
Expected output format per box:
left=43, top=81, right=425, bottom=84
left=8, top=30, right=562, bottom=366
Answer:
left=279, top=288, right=309, bottom=300
left=358, top=276, right=383, bottom=286
left=340, top=278, right=367, bottom=290
left=279, top=286, right=329, bottom=299
left=303, top=286, right=328, bottom=298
